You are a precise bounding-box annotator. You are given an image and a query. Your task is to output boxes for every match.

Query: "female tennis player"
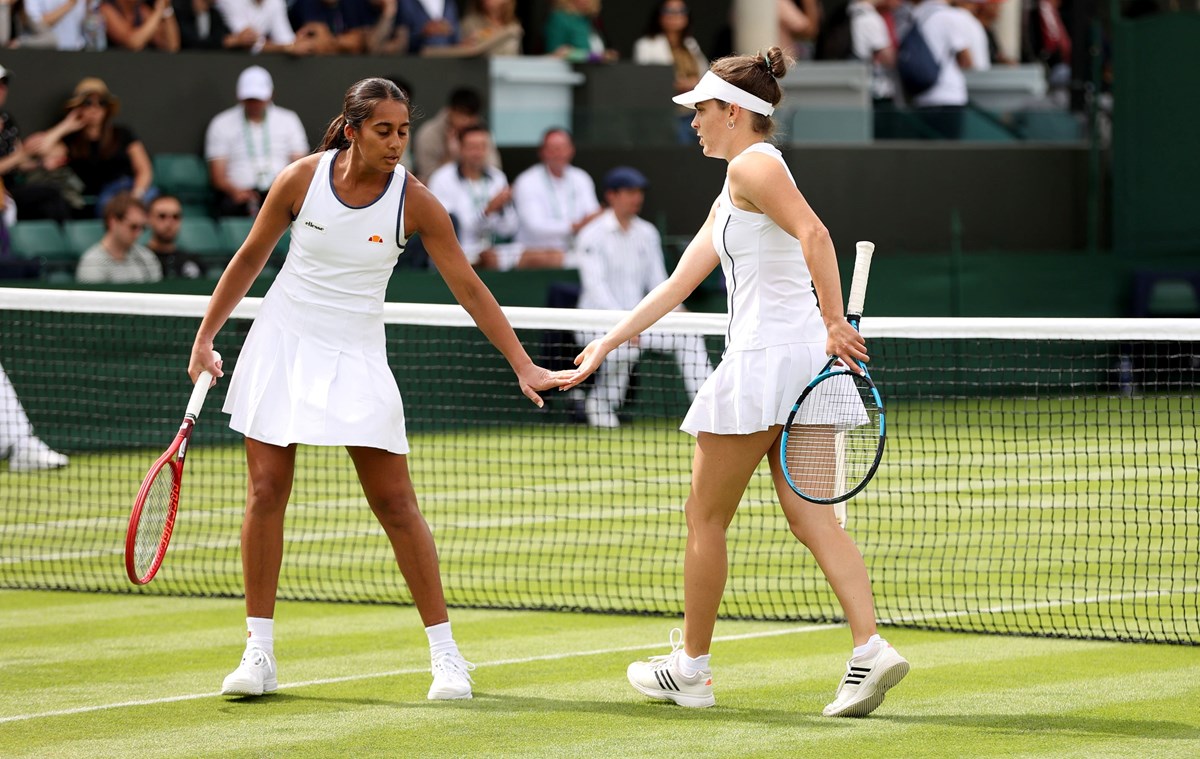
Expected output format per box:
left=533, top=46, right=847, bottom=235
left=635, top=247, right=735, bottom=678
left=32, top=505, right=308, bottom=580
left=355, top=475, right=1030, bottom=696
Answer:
left=188, top=78, right=568, bottom=700
left=564, top=48, right=909, bottom=717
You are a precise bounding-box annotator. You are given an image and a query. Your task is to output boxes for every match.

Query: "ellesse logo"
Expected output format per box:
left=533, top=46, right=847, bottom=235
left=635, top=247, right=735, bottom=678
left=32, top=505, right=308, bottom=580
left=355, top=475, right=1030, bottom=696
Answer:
left=304, top=219, right=326, bottom=232
left=367, top=235, right=383, bottom=243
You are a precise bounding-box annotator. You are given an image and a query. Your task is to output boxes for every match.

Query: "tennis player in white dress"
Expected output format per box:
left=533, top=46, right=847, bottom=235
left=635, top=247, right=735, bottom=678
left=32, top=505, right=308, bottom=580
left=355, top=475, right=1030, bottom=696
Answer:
left=565, top=48, right=909, bottom=717
left=188, top=78, right=568, bottom=702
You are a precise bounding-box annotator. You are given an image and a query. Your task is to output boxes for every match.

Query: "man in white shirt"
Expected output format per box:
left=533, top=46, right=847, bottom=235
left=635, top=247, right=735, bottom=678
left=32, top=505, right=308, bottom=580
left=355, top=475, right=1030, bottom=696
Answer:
left=205, top=66, right=309, bottom=216
left=76, top=192, right=163, bottom=284
left=573, top=166, right=712, bottom=428
left=22, top=0, right=87, bottom=49
left=214, top=0, right=296, bottom=51
left=511, top=128, right=602, bottom=270
left=426, top=125, right=518, bottom=270
left=909, top=0, right=975, bottom=138
left=848, top=0, right=897, bottom=103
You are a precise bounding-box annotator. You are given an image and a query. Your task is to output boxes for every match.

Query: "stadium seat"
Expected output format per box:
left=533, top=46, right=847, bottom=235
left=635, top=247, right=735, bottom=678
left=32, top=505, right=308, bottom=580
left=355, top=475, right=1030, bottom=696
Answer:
left=63, top=219, right=105, bottom=256
left=152, top=154, right=211, bottom=206
left=176, top=216, right=225, bottom=256
left=218, top=216, right=253, bottom=253
left=1148, top=278, right=1200, bottom=317
left=9, top=220, right=71, bottom=261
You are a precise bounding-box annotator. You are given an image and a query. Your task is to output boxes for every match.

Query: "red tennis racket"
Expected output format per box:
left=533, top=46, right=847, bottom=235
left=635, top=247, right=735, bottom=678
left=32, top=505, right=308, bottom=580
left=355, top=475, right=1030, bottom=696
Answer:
left=125, top=361, right=217, bottom=585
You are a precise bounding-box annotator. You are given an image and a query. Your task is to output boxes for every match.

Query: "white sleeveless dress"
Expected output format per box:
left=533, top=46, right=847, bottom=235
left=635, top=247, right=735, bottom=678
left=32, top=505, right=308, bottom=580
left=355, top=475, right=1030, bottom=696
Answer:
left=681, top=142, right=829, bottom=437
left=223, top=149, right=412, bottom=453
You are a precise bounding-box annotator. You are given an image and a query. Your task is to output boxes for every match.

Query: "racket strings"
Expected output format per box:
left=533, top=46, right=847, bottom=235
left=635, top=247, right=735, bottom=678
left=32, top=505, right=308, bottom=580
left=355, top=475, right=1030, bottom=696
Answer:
left=133, top=464, right=176, bottom=576
left=785, top=373, right=882, bottom=500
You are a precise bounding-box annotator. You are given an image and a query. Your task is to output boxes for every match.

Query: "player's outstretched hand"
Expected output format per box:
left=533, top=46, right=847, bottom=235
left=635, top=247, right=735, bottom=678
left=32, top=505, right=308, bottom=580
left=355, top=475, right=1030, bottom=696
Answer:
left=561, top=338, right=610, bottom=392
left=517, top=363, right=574, bottom=407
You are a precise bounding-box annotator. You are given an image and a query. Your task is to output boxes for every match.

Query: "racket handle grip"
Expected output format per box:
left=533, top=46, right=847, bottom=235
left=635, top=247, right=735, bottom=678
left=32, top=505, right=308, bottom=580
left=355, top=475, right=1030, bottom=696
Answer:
left=846, top=241, right=875, bottom=319
left=186, top=351, right=220, bottom=419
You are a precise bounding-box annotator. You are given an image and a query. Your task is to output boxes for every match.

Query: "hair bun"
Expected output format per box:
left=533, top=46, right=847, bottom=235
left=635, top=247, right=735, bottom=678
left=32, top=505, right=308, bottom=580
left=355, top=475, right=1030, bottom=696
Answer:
left=764, top=46, right=789, bottom=80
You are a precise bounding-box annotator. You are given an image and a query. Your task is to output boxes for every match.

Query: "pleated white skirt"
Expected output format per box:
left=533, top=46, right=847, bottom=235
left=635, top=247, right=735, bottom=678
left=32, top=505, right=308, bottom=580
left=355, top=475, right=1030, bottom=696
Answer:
left=680, top=341, right=827, bottom=437
left=223, top=288, right=409, bottom=454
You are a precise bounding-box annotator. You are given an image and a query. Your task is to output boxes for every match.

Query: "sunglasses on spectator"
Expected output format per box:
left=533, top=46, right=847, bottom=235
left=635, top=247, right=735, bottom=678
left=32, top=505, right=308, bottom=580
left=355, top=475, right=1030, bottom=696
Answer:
left=154, top=212, right=182, bottom=220
left=0, top=78, right=9, bottom=86
left=123, top=219, right=145, bottom=232
left=662, top=6, right=688, bottom=14
left=81, top=97, right=109, bottom=108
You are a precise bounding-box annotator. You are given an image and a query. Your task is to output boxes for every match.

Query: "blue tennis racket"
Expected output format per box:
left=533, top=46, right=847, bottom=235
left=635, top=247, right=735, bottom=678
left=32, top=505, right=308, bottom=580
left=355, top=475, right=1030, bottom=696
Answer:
left=780, top=241, right=885, bottom=524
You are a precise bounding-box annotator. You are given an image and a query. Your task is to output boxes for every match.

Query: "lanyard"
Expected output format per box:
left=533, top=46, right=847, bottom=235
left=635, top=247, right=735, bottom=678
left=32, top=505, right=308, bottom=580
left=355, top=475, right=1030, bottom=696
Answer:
left=465, top=174, right=491, bottom=219
left=243, top=111, right=272, bottom=190
left=542, top=165, right=576, bottom=221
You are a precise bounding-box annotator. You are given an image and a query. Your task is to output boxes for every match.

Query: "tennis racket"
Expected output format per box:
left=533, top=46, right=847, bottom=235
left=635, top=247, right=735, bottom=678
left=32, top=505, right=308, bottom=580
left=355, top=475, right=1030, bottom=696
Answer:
left=780, top=241, right=885, bottom=524
left=124, top=358, right=218, bottom=585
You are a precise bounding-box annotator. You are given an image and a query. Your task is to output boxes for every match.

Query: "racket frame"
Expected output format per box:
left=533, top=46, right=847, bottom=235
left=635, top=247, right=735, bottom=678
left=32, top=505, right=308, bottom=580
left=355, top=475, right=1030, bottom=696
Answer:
left=124, top=369, right=213, bottom=585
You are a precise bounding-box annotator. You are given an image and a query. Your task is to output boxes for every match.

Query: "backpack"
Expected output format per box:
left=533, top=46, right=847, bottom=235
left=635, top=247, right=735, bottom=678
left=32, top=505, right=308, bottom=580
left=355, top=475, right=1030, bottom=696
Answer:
left=896, top=19, right=941, bottom=96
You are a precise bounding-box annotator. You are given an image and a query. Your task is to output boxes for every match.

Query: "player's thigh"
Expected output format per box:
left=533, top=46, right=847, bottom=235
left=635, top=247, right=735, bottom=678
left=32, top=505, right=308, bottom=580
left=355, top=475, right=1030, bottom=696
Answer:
left=346, top=446, right=419, bottom=510
left=688, top=428, right=779, bottom=529
left=244, top=438, right=298, bottom=507
left=766, top=439, right=841, bottom=540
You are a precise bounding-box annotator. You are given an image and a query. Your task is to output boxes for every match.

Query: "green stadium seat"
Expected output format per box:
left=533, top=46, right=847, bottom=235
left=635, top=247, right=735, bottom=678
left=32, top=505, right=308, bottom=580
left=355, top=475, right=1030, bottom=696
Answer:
left=9, top=220, right=71, bottom=261
left=176, top=216, right=225, bottom=256
left=218, top=216, right=253, bottom=253
left=63, top=219, right=105, bottom=255
left=153, top=154, right=211, bottom=205
left=1148, top=279, right=1200, bottom=317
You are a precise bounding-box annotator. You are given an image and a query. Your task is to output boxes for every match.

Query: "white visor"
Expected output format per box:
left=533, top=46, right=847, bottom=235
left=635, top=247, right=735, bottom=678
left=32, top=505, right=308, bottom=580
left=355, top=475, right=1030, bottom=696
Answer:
left=672, top=71, right=775, bottom=117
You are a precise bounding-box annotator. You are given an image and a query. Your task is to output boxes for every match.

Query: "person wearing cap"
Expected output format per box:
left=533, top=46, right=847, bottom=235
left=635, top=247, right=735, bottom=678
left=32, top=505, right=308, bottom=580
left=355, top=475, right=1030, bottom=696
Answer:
left=100, top=0, right=181, bottom=52
left=573, top=165, right=712, bottom=428
left=57, top=77, right=158, bottom=217
left=205, top=66, right=309, bottom=217
left=563, top=47, right=908, bottom=717
left=510, top=127, right=602, bottom=269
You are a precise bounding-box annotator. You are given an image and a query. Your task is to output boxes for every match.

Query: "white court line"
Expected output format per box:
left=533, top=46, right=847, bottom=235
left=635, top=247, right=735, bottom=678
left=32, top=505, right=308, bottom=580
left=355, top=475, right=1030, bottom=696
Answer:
left=0, top=622, right=841, bottom=725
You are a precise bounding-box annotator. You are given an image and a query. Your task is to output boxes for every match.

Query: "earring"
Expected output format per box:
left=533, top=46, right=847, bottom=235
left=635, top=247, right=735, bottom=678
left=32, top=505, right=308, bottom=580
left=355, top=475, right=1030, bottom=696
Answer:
left=726, top=120, right=736, bottom=130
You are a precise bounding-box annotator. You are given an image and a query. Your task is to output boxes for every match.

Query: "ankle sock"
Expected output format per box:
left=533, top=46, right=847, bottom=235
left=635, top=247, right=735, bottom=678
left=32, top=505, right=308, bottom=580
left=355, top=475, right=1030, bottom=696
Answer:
left=852, top=633, right=884, bottom=660
left=426, top=621, right=459, bottom=657
left=679, top=651, right=711, bottom=678
left=247, top=616, right=274, bottom=655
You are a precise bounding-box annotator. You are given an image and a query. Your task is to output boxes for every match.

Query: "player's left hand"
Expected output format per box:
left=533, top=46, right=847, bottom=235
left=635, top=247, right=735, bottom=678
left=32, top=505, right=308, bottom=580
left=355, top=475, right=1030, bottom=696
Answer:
left=517, top=363, right=573, bottom=407
left=827, top=318, right=869, bottom=373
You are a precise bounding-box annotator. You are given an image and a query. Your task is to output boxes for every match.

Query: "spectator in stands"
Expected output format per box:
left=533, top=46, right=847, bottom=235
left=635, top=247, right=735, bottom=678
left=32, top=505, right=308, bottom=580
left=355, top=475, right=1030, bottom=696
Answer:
left=949, top=0, right=989, bottom=70
left=511, top=127, right=601, bottom=269
left=290, top=0, right=376, bottom=54
left=412, top=87, right=499, bottom=183
left=967, top=0, right=1014, bottom=66
left=634, top=0, right=708, bottom=145
left=1029, top=0, right=1071, bottom=87
left=0, top=361, right=68, bottom=471
left=174, top=0, right=234, bottom=49
left=779, top=0, right=821, bottom=60
left=848, top=0, right=898, bottom=104
left=22, top=0, right=87, bottom=49
left=59, top=78, right=158, bottom=216
left=214, top=0, right=297, bottom=52
left=545, top=0, right=615, bottom=62
left=146, top=194, right=205, bottom=279
left=393, top=0, right=459, bottom=54
left=456, top=0, right=521, bottom=56
left=426, top=124, right=518, bottom=270
left=76, top=191, right=163, bottom=283
left=101, top=0, right=181, bottom=51
left=908, top=0, right=974, bottom=139
left=205, top=66, right=309, bottom=217
left=0, top=65, right=88, bottom=223
left=573, top=166, right=712, bottom=428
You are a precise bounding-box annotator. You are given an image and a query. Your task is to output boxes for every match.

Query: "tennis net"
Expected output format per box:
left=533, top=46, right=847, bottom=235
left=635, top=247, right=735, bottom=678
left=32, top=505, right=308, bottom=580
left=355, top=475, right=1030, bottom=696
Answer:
left=1, top=288, right=1197, bottom=644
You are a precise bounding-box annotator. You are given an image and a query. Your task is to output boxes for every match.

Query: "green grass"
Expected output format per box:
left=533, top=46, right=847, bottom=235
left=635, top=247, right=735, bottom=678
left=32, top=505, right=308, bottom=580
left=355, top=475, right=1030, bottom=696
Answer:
left=2, top=590, right=1199, bottom=758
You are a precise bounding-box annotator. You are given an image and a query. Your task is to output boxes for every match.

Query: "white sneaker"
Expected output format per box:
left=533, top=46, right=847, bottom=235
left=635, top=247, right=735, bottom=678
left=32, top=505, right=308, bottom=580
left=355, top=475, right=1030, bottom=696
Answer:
left=584, top=397, right=620, bottom=429
left=822, top=641, right=909, bottom=717
left=9, top=437, right=69, bottom=472
left=221, top=647, right=278, bottom=696
left=428, top=650, right=475, bottom=700
left=627, top=629, right=715, bottom=708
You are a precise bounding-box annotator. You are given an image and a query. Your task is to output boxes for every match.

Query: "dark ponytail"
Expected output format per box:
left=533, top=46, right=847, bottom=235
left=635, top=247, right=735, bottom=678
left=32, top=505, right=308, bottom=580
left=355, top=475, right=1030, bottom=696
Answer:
left=318, top=77, right=410, bottom=152
left=709, top=46, right=792, bottom=138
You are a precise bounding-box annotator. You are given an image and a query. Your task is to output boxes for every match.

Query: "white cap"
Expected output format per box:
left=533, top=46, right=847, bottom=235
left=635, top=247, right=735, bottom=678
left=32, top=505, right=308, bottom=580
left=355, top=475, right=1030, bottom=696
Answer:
left=672, top=71, right=775, bottom=117
left=236, top=66, right=273, bottom=101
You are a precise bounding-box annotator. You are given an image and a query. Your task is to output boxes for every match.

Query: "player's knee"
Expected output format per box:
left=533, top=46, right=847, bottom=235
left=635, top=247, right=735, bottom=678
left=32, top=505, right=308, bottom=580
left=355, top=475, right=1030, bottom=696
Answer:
left=371, top=492, right=423, bottom=529
left=246, top=474, right=291, bottom=514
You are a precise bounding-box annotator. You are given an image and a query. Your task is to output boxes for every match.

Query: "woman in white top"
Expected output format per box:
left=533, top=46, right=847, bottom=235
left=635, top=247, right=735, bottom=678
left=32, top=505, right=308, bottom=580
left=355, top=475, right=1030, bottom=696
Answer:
left=632, top=0, right=708, bottom=144
left=188, top=78, right=566, bottom=703
left=564, top=48, right=908, bottom=717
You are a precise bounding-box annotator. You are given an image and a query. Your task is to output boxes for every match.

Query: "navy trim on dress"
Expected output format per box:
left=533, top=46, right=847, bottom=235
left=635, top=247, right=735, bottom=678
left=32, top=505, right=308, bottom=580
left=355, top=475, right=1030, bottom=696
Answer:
left=327, top=149, right=395, bottom=210
left=720, top=214, right=735, bottom=357
left=394, top=170, right=409, bottom=250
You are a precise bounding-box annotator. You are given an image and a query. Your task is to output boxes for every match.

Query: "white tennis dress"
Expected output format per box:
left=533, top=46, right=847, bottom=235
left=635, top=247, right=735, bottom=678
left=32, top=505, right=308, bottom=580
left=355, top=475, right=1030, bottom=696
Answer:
left=680, top=142, right=828, bottom=437
left=223, top=149, right=412, bottom=453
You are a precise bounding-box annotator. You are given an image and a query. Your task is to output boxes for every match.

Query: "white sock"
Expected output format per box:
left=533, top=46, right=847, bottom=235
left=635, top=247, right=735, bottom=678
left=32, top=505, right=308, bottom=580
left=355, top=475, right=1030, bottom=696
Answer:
left=678, top=652, right=711, bottom=678
left=426, top=621, right=459, bottom=657
left=852, top=633, right=884, bottom=660
left=247, top=617, right=274, bottom=654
